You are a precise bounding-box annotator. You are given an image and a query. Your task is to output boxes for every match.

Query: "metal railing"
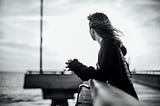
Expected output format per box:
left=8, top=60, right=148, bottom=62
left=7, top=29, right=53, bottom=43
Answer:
left=132, top=70, right=160, bottom=75
left=26, top=70, right=73, bottom=75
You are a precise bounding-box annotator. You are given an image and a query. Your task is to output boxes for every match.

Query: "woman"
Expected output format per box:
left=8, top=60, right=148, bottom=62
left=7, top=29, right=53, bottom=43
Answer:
left=66, top=12, right=138, bottom=99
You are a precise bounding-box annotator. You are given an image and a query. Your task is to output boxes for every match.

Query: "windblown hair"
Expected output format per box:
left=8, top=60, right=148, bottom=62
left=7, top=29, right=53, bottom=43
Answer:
left=88, top=12, right=123, bottom=44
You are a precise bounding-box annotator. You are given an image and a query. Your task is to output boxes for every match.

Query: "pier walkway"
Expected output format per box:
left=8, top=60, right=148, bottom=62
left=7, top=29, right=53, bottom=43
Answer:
left=133, top=82, right=160, bottom=106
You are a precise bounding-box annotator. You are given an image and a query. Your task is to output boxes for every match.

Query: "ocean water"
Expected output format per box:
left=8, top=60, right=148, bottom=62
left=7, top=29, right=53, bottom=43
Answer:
left=0, top=72, right=75, bottom=106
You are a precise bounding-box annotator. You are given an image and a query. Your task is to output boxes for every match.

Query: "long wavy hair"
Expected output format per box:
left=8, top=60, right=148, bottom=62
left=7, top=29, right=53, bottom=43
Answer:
left=88, top=12, right=123, bottom=45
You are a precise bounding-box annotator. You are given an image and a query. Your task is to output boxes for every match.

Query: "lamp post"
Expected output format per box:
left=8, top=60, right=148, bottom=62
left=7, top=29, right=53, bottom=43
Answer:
left=40, top=0, right=43, bottom=74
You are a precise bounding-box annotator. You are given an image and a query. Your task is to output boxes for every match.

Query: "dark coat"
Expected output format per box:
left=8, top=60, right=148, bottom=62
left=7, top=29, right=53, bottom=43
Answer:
left=68, top=38, right=138, bottom=99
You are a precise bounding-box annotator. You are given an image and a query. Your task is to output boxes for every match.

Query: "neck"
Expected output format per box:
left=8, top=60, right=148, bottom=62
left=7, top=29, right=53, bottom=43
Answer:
left=96, top=34, right=103, bottom=44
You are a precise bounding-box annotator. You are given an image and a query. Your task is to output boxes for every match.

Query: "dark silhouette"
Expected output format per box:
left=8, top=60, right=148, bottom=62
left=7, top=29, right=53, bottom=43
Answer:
left=66, top=12, right=138, bottom=99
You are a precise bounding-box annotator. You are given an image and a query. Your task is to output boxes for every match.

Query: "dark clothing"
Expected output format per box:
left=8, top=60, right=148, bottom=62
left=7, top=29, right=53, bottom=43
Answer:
left=68, top=38, right=138, bottom=99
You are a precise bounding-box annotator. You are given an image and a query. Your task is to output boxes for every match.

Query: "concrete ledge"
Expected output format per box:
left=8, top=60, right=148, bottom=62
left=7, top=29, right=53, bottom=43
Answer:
left=90, top=79, right=145, bottom=106
left=24, top=73, right=82, bottom=90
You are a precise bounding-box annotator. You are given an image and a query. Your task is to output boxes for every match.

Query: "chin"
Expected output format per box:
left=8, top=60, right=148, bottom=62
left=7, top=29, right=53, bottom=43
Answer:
left=92, top=38, right=96, bottom=41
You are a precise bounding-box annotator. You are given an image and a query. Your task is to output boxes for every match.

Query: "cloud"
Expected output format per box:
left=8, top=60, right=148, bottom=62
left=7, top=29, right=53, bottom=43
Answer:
left=1, top=0, right=160, bottom=71
left=122, top=0, right=160, bottom=27
left=0, top=0, right=39, bottom=17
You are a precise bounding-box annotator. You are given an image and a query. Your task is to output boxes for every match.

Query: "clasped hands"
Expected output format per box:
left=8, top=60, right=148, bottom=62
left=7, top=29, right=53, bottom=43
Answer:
left=65, top=59, right=79, bottom=71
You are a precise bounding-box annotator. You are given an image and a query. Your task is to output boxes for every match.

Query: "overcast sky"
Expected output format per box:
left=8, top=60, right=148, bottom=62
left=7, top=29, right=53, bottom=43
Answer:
left=0, top=0, right=160, bottom=72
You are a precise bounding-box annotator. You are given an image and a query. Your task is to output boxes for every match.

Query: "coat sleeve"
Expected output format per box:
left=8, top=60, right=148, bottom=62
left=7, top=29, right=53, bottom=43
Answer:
left=68, top=42, right=116, bottom=81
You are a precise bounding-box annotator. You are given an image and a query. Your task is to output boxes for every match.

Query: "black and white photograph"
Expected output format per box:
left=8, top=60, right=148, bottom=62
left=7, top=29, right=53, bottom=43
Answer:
left=0, top=0, right=160, bottom=106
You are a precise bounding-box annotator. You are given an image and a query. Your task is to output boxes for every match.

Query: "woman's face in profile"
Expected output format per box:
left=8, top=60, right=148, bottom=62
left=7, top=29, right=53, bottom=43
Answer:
left=89, top=21, right=96, bottom=41
left=90, top=28, right=96, bottom=41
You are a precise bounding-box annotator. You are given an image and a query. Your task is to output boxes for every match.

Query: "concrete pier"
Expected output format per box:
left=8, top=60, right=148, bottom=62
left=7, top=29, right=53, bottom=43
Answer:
left=133, top=82, right=160, bottom=106
left=23, top=71, right=160, bottom=106
left=75, top=79, right=160, bottom=106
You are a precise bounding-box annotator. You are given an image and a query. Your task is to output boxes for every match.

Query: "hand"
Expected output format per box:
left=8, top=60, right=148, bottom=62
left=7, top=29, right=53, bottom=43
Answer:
left=65, top=59, right=73, bottom=65
left=65, top=59, right=74, bottom=71
left=65, top=59, right=79, bottom=71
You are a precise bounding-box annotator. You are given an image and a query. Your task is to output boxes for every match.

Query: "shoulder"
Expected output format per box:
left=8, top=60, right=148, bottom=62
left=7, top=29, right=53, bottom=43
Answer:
left=101, top=38, right=115, bottom=48
left=99, top=38, right=117, bottom=56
